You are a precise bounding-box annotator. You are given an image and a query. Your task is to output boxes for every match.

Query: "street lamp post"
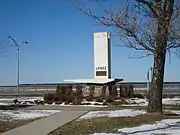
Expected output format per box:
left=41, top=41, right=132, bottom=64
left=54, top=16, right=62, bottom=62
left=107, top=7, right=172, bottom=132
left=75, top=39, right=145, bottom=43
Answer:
left=8, top=36, right=28, bottom=100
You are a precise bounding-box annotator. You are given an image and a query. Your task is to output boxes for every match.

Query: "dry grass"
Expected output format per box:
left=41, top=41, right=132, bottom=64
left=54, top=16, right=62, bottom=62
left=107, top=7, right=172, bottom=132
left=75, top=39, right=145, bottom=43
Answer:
left=0, top=119, right=37, bottom=133
left=93, top=105, right=147, bottom=111
left=49, top=113, right=180, bottom=135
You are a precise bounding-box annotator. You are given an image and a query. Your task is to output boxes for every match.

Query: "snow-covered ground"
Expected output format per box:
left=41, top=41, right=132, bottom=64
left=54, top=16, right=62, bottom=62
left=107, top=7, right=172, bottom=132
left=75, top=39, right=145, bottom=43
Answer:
left=0, top=110, right=61, bottom=122
left=163, top=98, right=180, bottom=105
left=46, top=102, right=106, bottom=108
left=0, top=97, right=43, bottom=102
left=91, top=119, right=180, bottom=135
left=79, top=109, right=147, bottom=119
left=79, top=109, right=180, bottom=120
left=81, top=100, right=104, bottom=105
left=118, top=119, right=180, bottom=135
left=0, top=102, right=9, bottom=106
left=0, top=96, right=43, bottom=105
left=87, top=109, right=180, bottom=135
left=123, top=97, right=180, bottom=106
left=1, top=97, right=180, bottom=107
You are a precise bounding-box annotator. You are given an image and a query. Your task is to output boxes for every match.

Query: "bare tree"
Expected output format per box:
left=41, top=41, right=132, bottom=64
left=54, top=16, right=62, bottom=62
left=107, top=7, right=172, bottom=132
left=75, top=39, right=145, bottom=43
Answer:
left=79, top=0, right=180, bottom=113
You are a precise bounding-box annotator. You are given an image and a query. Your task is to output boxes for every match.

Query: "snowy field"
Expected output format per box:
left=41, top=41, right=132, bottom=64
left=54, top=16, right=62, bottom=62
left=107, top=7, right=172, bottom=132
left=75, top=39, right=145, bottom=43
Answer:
left=79, top=109, right=146, bottom=119
left=79, top=109, right=180, bottom=120
left=1, top=97, right=180, bottom=106
left=0, top=97, right=180, bottom=107
left=91, top=119, right=180, bottom=135
left=123, top=97, right=180, bottom=106
left=0, top=96, right=43, bottom=105
left=80, top=109, right=180, bottom=135
left=0, top=110, right=61, bottom=122
left=47, top=101, right=106, bottom=108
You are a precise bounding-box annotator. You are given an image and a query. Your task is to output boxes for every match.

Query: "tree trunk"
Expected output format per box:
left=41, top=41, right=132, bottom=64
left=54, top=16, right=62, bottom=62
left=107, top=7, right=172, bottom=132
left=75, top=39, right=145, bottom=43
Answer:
left=147, top=50, right=166, bottom=113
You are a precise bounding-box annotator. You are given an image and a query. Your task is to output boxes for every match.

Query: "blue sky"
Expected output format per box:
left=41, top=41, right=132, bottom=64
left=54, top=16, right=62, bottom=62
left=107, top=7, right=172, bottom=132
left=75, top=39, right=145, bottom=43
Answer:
left=0, top=0, right=179, bottom=85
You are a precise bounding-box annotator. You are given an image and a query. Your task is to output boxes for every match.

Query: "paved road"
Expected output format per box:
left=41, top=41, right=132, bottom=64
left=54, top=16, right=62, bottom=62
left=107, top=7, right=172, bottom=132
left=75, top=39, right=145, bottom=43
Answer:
left=1, top=109, right=89, bottom=135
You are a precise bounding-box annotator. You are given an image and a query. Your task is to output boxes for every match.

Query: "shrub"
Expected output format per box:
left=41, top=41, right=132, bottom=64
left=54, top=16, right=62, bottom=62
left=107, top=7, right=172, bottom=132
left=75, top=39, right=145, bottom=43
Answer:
left=106, top=96, right=114, bottom=103
left=133, top=93, right=144, bottom=98
left=66, top=95, right=74, bottom=103
left=85, top=96, right=94, bottom=101
left=46, top=100, right=53, bottom=104
left=43, top=93, right=54, bottom=102
left=100, top=85, right=107, bottom=98
left=103, top=102, right=109, bottom=105
left=94, top=103, right=101, bottom=105
left=120, top=84, right=134, bottom=98
left=54, top=101, right=62, bottom=105
left=94, top=97, right=103, bottom=102
left=81, top=102, right=92, bottom=105
left=34, top=100, right=44, bottom=105
left=120, top=98, right=129, bottom=104
left=89, top=85, right=95, bottom=97
left=112, top=85, right=117, bottom=98
left=13, top=99, right=20, bottom=104
left=76, top=85, right=83, bottom=95
left=53, top=92, right=62, bottom=101
left=110, top=101, right=121, bottom=105
left=72, top=96, right=82, bottom=105
left=64, top=101, right=69, bottom=105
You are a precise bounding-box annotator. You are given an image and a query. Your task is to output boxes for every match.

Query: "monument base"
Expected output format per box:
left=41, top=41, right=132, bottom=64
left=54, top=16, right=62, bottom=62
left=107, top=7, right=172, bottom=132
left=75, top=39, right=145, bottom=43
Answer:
left=64, top=78, right=123, bottom=85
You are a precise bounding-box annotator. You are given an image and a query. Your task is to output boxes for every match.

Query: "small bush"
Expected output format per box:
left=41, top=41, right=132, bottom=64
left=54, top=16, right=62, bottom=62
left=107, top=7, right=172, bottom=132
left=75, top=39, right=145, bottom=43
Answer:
left=34, top=100, right=44, bottom=105
left=76, top=85, right=83, bottom=95
left=89, top=85, right=95, bottom=97
left=106, top=96, right=114, bottom=103
left=64, top=101, right=70, bottom=105
left=67, top=95, right=74, bottom=103
left=53, top=92, right=62, bottom=101
left=94, top=103, right=101, bottom=105
left=133, top=93, right=144, bottom=98
left=43, top=93, right=54, bottom=102
left=103, top=102, right=109, bottom=105
left=120, top=98, right=129, bottom=104
left=120, top=84, right=134, bottom=98
left=94, top=97, right=103, bottom=102
left=54, top=101, right=62, bottom=105
left=72, top=97, right=82, bottom=105
left=110, top=101, right=121, bottom=105
left=46, top=100, right=53, bottom=104
left=81, top=102, right=92, bottom=105
left=85, top=96, right=94, bottom=101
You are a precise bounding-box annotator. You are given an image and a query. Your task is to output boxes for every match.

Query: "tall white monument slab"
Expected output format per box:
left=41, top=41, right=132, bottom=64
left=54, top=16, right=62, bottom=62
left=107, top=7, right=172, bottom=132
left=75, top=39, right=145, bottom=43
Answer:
left=94, top=32, right=111, bottom=79
left=64, top=32, right=122, bottom=84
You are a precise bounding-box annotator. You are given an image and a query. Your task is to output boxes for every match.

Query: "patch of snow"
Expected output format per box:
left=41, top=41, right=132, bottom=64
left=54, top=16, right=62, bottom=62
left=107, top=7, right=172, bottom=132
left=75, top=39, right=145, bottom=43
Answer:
left=164, top=110, right=180, bottom=115
left=0, top=96, right=43, bottom=105
left=0, top=97, right=43, bottom=102
left=81, top=101, right=104, bottom=105
left=118, top=119, right=180, bottom=135
left=0, top=102, right=9, bottom=106
left=45, top=103, right=106, bottom=108
left=79, top=109, right=146, bottom=119
left=20, top=97, right=43, bottom=101
left=122, top=97, right=180, bottom=106
left=0, top=98, right=14, bottom=101
left=91, top=119, right=180, bottom=135
left=163, top=98, right=180, bottom=105
left=122, top=98, right=148, bottom=106
left=0, top=110, right=61, bottom=120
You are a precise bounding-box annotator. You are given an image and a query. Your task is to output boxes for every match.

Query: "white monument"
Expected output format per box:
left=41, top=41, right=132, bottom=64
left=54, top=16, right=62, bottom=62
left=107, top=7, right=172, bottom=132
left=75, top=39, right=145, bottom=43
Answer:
left=94, top=32, right=111, bottom=79
left=65, top=32, right=122, bottom=84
